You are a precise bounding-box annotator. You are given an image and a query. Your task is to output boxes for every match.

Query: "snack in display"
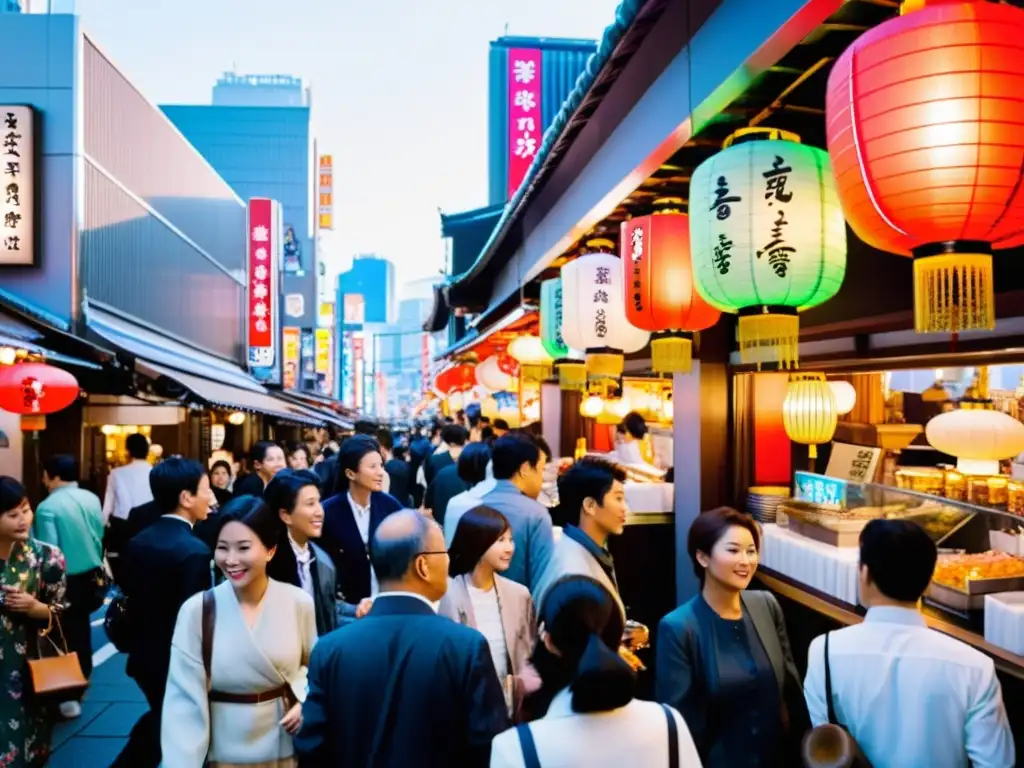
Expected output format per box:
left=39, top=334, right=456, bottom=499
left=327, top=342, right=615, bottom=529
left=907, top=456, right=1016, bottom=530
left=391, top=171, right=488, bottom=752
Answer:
left=932, top=551, right=1024, bottom=590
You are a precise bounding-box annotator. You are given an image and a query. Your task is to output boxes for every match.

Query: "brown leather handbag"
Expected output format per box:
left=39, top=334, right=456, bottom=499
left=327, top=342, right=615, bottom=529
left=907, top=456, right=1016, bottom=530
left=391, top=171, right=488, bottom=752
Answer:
left=802, top=633, right=873, bottom=768
left=28, top=609, right=89, bottom=697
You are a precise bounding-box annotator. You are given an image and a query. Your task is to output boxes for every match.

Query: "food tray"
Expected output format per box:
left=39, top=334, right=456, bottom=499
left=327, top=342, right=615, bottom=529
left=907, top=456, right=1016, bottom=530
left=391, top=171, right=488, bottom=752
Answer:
left=928, top=576, right=1024, bottom=612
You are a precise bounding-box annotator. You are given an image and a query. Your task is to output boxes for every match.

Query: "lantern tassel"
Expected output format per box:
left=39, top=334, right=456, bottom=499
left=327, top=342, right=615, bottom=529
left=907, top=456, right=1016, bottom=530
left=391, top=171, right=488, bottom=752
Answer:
left=519, top=362, right=553, bottom=382
left=557, top=361, right=587, bottom=392
left=737, top=312, right=800, bottom=370
left=587, top=350, right=625, bottom=380
left=650, top=334, right=693, bottom=375
left=912, top=252, right=994, bottom=334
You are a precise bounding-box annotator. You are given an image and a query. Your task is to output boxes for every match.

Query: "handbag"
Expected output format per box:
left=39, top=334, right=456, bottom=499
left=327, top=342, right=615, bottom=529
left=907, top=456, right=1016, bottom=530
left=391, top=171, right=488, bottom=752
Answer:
left=84, top=565, right=111, bottom=614
left=801, top=633, right=873, bottom=768
left=515, top=702, right=680, bottom=767
left=103, top=589, right=133, bottom=652
left=27, top=609, right=89, bottom=697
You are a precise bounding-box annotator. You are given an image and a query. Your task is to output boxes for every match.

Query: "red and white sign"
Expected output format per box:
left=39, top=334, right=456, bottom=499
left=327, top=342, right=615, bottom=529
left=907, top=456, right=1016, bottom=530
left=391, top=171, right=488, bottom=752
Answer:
left=247, top=198, right=281, bottom=370
left=507, top=48, right=542, bottom=199
left=420, top=333, right=431, bottom=396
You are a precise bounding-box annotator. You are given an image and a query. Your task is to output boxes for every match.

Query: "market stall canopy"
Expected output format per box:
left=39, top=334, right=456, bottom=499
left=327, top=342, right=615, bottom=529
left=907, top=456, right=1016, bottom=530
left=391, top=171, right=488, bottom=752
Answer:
left=274, top=389, right=355, bottom=429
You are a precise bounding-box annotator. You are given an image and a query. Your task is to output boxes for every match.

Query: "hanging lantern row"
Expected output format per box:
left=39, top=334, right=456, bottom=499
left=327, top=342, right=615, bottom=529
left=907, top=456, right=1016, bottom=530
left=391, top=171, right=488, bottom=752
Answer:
left=433, top=363, right=476, bottom=397
left=540, top=277, right=587, bottom=392
left=507, top=335, right=553, bottom=382
left=476, top=355, right=518, bottom=393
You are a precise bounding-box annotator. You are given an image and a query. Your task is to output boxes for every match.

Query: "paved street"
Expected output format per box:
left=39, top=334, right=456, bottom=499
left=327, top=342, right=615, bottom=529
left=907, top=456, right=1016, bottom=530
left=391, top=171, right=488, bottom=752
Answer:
left=49, top=606, right=141, bottom=767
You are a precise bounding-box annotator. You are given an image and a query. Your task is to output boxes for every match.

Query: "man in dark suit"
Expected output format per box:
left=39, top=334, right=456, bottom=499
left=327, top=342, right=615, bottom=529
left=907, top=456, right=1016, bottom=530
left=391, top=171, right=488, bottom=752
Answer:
left=111, top=458, right=214, bottom=768
left=424, top=424, right=469, bottom=487
left=296, top=509, right=509, bottom=767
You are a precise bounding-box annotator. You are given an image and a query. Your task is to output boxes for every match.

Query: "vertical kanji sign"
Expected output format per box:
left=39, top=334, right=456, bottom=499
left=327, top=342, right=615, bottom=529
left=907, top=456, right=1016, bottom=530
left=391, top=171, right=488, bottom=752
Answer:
left=247, top=198, right=281, bottom=371
left=507, top=48, right=542, bottom=199
left=318, top=155, right=333, bottom=231
left=0, top=107, right=34, bottom=266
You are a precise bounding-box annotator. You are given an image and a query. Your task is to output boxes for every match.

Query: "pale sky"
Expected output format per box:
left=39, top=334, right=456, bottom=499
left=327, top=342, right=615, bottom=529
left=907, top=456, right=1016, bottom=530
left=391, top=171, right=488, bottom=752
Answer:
left=68, top=0, right=622, bottom=287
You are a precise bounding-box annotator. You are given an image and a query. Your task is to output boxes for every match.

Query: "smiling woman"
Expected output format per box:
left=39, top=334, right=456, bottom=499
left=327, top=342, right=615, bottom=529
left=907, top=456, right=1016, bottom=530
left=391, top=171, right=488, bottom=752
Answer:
left=162, top=494, right=317, bottom=767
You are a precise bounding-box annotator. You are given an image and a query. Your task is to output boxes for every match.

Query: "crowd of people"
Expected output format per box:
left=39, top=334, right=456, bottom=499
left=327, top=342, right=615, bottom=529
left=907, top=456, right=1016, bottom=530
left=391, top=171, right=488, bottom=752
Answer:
left=0, top=413, right=1016, bottom=767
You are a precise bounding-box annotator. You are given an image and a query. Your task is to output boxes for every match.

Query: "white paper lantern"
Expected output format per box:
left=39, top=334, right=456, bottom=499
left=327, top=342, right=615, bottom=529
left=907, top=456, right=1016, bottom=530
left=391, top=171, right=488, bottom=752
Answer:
left=926, top=408, right=1024, bottom=476
left=828, top=380, right=857, bottom=416
left=507, top=335, right=553, bottom=381
left=561, top=252, right=650, bottom=379
left=475, top=355, right=517, bottom=392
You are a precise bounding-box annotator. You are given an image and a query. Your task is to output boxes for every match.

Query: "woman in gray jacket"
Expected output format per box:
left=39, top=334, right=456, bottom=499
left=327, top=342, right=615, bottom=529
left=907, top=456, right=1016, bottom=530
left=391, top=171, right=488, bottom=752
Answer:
left=440, top=505, right=537, bottom=720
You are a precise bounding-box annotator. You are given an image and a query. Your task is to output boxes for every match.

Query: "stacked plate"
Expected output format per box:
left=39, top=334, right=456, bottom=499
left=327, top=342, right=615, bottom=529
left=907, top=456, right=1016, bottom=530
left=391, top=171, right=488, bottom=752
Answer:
left=747, top=486, right=791, bottom=524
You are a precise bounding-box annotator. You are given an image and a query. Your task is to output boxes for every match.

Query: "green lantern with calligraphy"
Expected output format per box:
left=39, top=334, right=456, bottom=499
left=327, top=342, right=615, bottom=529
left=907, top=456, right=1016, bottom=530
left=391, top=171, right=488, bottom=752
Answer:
left=540, top=277, right=586, bottom=392
left=690, top=127, right=846, bottom=369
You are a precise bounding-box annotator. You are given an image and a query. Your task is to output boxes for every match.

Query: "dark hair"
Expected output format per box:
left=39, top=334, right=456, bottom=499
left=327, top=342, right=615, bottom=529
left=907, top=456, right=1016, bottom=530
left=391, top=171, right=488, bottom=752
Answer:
left=687, top=507, right=761, bottom=584
left=491, top=433, right=542, bottom=481
left=556, top=457, right=626, bottom=527
left=493, top=418, right=510, bottom=431
left=321, top=446, right=336, bottom=460
left=289, top=444, right=312, bottom=465
left=622, top=412, right=647, bottom=440
left=43, top=454, right=77, bottom=483
left=265, top=469, right=321, bottom=517
left=150, top=457, right=207, bottom=514
left=457, top=443, right=491, bottom=487
left=376, top=428, right=394, bottom=452
left=860, top=518, right=937, bottom=602
left=0, top=477, right=26, bottom=513
left=215, top=495, right=282, bottom=550
left=370, top=509, right=431, bottom=583
left=531, top=575, right=632, bottom=715
left=480, top=426, right=496, bottom=442
left=448, top=506, right=509, bottom=577
left=250, top=440, right=282, bottom=465
left=354, top=419, right=378, bottom=436
left=479, top=416, right=491, bottom=426
left=393, top=445, right=408, bottom=462
left=335, top=434, right=382, bottom=495
left=441, top=424, right=469, bottom=448
left=125, top=433, right=150, bottom=460
left=209, top=459, right=232, bottom=478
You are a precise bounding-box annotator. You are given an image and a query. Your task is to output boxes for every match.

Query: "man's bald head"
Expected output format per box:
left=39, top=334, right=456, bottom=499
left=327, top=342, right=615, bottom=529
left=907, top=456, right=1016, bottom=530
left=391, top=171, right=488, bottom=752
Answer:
left=370, top=510, right=448, bottom=600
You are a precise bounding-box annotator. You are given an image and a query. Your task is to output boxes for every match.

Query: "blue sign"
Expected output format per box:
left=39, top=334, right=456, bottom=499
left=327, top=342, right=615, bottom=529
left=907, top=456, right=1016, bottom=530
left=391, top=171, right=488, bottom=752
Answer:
left=794, top=471, right=847, bottom=507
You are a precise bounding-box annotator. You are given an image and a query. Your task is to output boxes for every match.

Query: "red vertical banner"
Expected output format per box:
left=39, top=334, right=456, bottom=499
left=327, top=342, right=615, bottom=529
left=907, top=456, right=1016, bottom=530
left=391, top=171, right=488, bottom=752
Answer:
left=753, top=373, right=792, bottom=485
left=507, top=48, right=543, bottom=199
left=247, top=198, right=279, bottom=369
left=420, top=333, right=430, bottom=396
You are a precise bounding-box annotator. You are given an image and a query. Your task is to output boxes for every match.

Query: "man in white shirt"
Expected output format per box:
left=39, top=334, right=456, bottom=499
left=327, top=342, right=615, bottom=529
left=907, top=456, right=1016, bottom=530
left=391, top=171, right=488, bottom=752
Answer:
left=103, top=433, right=153, bottom=524
left=804, top=519, right=1015, bottom=768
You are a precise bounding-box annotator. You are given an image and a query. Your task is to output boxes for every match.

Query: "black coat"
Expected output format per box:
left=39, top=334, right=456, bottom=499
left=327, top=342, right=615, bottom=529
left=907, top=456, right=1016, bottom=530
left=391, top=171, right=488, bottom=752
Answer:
left=424, top=451, right=454, bottom=487
left=121, top=516, right=212, bottom=688
left=384, top=458, right=413, bottom=508
left=233, top=473, right=267, bottom=498
left=267, top=538, right=340, bottom=636
left=295, top=594, right=509, bottom=767
left=319, top=491, right=403, bottom=606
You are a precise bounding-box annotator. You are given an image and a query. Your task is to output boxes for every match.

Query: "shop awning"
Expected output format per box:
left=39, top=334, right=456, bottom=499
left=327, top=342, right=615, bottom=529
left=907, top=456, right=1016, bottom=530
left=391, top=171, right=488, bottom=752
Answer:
left=272, top=390, right=353, bottom=430
left=0, top=309, right=105, bottom=371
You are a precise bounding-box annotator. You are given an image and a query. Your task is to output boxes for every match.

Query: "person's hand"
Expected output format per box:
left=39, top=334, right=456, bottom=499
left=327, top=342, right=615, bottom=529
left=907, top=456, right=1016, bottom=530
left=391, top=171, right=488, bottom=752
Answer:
left=518, top=663, right=543, bottom=696
left=622, top=621, right=650, bottom=651
left=355, top=597, right=374, bottom=619
left=2, top=585, right=40, bottom=614
left=280, top=702, right=302, bottom=735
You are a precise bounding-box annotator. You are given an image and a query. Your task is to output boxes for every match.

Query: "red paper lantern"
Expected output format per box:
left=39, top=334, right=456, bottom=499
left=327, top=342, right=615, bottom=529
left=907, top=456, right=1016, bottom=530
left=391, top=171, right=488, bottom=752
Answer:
left=497, top=354, right=520, bottom=377
left=0, top=363, right=79, bottom=415
left=621, top=208, right=720, bottom=374
left=826, top=0, right=1024, bottom=333
left=433, top=363, right=476, bottom=396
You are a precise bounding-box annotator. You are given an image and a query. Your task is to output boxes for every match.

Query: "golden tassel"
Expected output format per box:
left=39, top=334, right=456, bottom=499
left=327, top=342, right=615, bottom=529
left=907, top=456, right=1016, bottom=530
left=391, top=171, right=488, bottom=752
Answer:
left=650, top=336, right=693, bottom=375
left=587, top=351, right=624, bottom=380
left=912, top=253, right=994, bottom=334
left=558, top=361, right=587, bottom=392
left=737, top=312, right=800, bottom=370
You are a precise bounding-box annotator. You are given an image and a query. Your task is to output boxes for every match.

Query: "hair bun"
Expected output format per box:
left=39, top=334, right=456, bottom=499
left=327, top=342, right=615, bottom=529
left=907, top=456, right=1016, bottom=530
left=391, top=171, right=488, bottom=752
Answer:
left=570, top=632, right=635, bottom=713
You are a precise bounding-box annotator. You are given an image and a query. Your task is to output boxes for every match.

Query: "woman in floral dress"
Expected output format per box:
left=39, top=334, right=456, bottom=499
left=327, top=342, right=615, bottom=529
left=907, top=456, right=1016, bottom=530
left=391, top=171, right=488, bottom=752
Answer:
left=0, top=476, right=67, bottom=768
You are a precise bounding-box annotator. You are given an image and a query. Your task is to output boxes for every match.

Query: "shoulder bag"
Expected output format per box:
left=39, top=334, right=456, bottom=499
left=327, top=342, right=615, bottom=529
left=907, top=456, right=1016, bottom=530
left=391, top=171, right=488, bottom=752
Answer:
left=515, top=702, right=680, bottom=768
left=801, top=633, right=873, bottom=768
left=28, top=608, right=89, bottom=697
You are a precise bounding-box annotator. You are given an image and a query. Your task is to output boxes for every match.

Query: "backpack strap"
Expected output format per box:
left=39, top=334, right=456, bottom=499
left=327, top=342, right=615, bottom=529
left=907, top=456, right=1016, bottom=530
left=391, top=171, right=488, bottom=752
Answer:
left=202, top=589, right=216, bottom=689
left=516, top=723, right=542, bottom=768
left=825, top=631, right=837, bottom=726
left=661, top=704, right=679, bottom=768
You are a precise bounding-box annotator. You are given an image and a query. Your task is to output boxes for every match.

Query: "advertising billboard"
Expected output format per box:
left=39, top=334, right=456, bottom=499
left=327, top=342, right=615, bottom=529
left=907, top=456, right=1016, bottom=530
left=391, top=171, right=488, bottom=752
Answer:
left=282, top=327, right=300, bottom=389
left=0, top=106, right=35, bottom=266
left=318, top=155, right=333, bottom=231
left=247, top=198, right=282, bottom=382
left=507, top=49, right=542, bottom=198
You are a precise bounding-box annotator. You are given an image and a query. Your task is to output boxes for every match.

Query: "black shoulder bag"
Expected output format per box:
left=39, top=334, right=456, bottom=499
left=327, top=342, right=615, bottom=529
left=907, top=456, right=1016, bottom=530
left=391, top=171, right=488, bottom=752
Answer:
left=801, top=633, right=873, bottom=768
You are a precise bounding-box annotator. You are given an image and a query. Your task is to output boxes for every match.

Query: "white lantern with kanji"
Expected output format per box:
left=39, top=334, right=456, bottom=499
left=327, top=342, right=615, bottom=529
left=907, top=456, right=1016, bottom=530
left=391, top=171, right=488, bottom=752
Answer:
left=561, top=252, right=650, bottom=379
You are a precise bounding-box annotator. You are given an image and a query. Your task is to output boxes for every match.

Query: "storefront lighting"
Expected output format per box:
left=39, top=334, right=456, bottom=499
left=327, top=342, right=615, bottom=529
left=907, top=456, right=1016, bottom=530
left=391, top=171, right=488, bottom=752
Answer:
left=621, top=205, right=720, bottom=375
left=228, top=412, right=246, bottom=426
left=507, top=336, right=553, bottom=382
left=826, top=0, right=1024, bottom=334
left=561, top=243, right=650, bottom=381
left=926, top=408, right=1024, bottom=477
left=100, top=424, right=121, bottom=436
left=690, top=128, right=846, bottom=369
left=522, top=399, right=541, bottom=422
left=783, top=373, right=838, bottom=469
left=827, top=380, right=857, bottom=416
left=0, top=347, right=16, bottom=365
left=580, top=394, right=604, bottom=418
left=661, top=396, right=673, bottom=422
left=448, top=391, right=465, bottom=411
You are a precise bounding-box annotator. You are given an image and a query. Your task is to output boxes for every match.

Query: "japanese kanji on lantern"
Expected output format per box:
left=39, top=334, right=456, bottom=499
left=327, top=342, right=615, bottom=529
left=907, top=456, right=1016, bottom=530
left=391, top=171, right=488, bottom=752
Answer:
left=0, top=363, right=79, bottom=416
left=540, top=277, right=586, bottom=391
left=622, top=200, right=721, bottom=375
left=560, top=241, right=650, bottom=381
left=827, top=0, right=1024, bottom=335
left=690, top=128, right=846, bottom=369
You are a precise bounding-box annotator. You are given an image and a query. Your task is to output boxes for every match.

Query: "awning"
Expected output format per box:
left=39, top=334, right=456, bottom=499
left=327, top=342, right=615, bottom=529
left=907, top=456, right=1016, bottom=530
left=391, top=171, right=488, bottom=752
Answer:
left=272, top=390, right=353, bottom=430
left=141, top=361, right=328, bottom=427
left=0, top=309, right=105, bottom=371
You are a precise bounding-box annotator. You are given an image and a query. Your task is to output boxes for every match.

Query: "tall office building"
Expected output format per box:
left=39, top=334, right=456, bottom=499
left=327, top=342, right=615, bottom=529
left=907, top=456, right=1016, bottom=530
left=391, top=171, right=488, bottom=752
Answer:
left=161, top=73, right=319, bottom=334
left=337, top=255, right=396, bottom=325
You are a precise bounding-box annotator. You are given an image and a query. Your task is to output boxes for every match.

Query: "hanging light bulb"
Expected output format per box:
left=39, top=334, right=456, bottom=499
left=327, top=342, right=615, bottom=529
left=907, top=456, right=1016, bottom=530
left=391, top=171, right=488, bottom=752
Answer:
left=580, top=394, right=604, bottom=418
left=507, top=335, right=554, bottom=381
left=827, top=380, right=857, bottom=416
left=228, top=412, right=246, bottom=426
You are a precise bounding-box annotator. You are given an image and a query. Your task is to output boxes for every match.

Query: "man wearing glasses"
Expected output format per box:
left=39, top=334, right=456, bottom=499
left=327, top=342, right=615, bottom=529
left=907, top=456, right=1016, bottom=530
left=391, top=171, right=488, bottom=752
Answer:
left=296, top=509, right=509, bottom=767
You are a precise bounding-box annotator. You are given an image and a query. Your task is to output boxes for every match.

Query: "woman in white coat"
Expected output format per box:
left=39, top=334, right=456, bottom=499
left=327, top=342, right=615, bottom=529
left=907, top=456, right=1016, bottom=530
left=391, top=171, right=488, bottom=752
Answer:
left=162, top=496, right=317, bottom=767
left=490, top=575, right=703, bottom=768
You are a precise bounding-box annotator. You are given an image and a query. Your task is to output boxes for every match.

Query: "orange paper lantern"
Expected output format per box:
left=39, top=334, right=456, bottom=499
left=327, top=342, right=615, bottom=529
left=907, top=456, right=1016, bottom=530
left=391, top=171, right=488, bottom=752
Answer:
left=433, top=364, right=475, bottom=396
left=826, top=0, right=1024, bottom=334
left=622, top=208, right=720, bottom=374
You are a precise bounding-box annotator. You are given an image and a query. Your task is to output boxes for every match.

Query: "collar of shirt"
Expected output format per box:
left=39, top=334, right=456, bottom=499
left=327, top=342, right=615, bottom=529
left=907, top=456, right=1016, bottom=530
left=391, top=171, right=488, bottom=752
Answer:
left=563, top=524, right=615, bottom=572
left=161, top=513, right=194, bottom=529
left=544, top=687, right=578, bottom=719
left=49, top=482, right=80, bottom=496
left=375, top=591, right=439, bottom=613
left=347, top=492, right=371, bottom=517
left=863, top=605, right=927, bottom=628
left=288, top=532, right=312, bottom=565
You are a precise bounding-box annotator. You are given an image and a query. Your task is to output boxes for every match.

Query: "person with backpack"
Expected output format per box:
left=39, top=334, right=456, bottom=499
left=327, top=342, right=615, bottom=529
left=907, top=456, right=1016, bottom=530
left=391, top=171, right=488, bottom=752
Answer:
left=162, top=496, right=316, bottom=767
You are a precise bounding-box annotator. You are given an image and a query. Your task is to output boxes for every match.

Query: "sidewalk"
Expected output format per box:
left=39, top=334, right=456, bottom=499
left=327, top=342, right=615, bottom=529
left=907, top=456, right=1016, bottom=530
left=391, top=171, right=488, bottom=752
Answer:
left=49, top=609, right=142, bottom=766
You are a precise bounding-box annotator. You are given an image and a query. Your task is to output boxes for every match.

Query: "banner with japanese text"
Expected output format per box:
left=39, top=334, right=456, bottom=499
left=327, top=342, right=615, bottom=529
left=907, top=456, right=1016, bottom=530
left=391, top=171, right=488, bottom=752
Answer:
left=247, top=198, right=281, bottom=377
left=507, top=48, right=542, bottom=199
left=318, top=155, right=333, bottom=230
left=282, top=327, right=300, bottom=390
left=0, top=107, right=34, bottom=266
